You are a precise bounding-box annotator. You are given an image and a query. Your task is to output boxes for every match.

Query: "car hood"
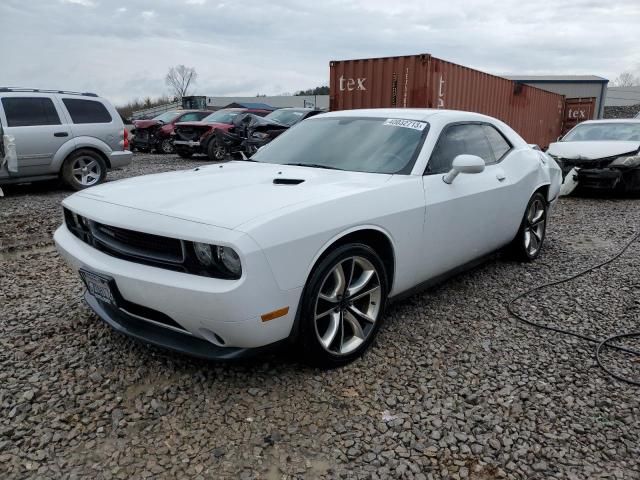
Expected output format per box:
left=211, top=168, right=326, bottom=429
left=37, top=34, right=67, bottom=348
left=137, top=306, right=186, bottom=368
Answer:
left=74, top=162, right=391, bottom=230
left=547, top=141, right=640, bottom=160
left=133, top=119, right=161, bottom=129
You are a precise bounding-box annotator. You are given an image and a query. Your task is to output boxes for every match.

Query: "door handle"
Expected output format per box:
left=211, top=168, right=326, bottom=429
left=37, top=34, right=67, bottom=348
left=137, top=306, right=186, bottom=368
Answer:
left=496, top=170, right=506, bottom=182
left=54, top=132, right=69, bottom=137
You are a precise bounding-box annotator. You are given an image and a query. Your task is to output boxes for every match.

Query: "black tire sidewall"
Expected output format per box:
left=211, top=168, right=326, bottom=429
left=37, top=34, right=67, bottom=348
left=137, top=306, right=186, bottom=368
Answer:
left=298, top=243, right=388, bottom=368
left=512, top=191, right=547, bottom=261
left=61, top=150, right=107, bottom=191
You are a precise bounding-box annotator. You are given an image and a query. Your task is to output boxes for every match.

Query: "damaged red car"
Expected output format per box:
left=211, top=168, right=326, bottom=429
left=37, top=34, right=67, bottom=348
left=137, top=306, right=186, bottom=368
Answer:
left=131, top=110, right=210, bottom=154
left=172, top=107, right=272, bottom=159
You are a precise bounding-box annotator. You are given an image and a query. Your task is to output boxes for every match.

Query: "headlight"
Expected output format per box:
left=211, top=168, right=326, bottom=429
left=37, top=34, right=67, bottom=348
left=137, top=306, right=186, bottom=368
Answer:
left=216, top=246, right=242, bottom=277
left=610, top=155, right=640, bottom=168
left=193, top=242, right=214, bottom=266
left=192, top=242, right=242, bottom=279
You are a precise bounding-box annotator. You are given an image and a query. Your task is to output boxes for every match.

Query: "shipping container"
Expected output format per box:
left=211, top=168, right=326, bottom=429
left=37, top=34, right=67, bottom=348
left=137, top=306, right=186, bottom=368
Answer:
left=329, top=53, right=566, bottom=148
left=562, top=97, right=596, bottom=135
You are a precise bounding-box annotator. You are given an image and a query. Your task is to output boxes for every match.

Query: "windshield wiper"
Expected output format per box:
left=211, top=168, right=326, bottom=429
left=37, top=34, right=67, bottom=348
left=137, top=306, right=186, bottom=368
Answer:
left=284, top=162, right=342, bottom=170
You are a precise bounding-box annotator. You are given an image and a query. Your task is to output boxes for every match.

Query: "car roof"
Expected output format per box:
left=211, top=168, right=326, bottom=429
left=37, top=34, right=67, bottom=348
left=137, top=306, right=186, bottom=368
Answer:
left=317, top=108, right=498, bottom=122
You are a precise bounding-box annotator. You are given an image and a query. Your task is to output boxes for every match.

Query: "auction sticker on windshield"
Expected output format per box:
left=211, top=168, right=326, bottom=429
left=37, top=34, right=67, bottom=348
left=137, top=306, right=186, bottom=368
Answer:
left=383, top=119, right=428, bottom=131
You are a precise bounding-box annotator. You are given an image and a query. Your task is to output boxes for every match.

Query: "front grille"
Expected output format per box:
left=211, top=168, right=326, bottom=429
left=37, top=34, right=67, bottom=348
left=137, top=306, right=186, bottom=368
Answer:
left=556, top=155, right=617, bottom=173
left=65, top=208, right=186, bottom=269
left=135, top=129, right=149, bottom=140
left=91, top=223, right=184, bottom=264
left=175, top=127, right=203, bottom=141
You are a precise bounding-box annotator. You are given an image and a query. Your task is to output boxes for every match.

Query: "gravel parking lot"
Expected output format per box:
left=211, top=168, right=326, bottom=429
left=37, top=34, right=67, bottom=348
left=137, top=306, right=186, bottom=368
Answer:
left=1, top=153, right=639, bottom=479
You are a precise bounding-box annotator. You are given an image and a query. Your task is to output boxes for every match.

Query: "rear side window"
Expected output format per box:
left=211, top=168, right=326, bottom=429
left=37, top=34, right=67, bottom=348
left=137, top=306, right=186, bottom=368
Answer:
left=62, top=98, right=112, bottom=124
left=1, top=97, right=61, bottom=127
left=483, top=125, right=511, bottom=161
left=427, top=124, right=495, bottom=174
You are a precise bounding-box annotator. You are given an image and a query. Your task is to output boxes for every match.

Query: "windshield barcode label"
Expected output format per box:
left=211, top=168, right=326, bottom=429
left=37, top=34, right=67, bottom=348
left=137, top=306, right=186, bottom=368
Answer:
left=383, top=119, right=428, bottom=131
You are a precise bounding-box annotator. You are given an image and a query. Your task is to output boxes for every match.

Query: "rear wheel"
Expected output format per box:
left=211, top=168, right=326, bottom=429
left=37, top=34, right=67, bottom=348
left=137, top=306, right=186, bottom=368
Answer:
left=509, top=191, right=547, bottom=261
left=61, top=149, right=107, bottom=190
left=207, top=139, right=227, bottom=161
left=298, top=244, right=388, bottom=368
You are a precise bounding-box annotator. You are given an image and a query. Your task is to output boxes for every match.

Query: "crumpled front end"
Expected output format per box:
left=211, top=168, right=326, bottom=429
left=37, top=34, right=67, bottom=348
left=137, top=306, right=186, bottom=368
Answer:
left=551, top=152, right=640, bottom=193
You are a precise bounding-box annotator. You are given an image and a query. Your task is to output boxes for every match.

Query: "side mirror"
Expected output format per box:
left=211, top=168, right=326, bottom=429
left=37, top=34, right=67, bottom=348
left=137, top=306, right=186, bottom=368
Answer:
left=443, top=154, right=485, bottom=184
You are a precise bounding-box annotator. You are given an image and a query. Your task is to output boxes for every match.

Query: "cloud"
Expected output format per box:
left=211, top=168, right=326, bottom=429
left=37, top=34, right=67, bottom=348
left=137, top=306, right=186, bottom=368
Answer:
left=60, top=0, right=96, bottom=6
left=1, top=0, right=639, bottom=106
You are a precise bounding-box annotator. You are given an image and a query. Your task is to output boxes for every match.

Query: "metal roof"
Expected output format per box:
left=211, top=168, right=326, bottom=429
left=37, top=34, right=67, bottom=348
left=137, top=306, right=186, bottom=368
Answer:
left=504, top=75, right=608, bottom=83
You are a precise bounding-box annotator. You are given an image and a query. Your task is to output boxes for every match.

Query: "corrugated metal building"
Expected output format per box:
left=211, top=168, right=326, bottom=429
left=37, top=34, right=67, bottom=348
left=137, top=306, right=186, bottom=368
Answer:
left=604, top=86, right=640, bottom=107
left=504, top=75, right=608, bottom=118
left=204, top=95, right=329, bottom=110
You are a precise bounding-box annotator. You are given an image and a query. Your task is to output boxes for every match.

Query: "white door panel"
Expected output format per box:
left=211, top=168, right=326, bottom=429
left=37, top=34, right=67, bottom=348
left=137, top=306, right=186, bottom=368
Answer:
left=421, top=167, right=508, bottom=281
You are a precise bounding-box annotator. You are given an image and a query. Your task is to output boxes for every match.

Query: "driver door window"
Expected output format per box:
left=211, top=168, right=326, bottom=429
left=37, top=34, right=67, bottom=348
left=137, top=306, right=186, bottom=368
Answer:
left=426, top=124, right=495, bottom=174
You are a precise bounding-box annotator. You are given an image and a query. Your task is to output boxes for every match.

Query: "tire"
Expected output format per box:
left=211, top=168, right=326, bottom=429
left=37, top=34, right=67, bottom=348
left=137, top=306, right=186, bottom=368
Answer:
left=298, top=243, right=388, bottom=368
left=207, top=138, right=227, bottom=162
left=61, top=149, right=107, bottom=191
left=157, top=137, right=174, bottom=154
left=176, top=148, right=193, bottom=159
left=509, top=191, right=548, bottom=261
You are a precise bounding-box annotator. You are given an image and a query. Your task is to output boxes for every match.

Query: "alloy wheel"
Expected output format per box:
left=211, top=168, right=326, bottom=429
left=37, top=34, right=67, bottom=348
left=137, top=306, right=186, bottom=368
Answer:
left=161, top=139, right=174, bottom=154
left=314, top=256, right=382, bottom=355
left=523, top=198, right=546, bottom=256
left=72, top=156, right=102, bottom=187
left=213, top=145, right=226, bottom=161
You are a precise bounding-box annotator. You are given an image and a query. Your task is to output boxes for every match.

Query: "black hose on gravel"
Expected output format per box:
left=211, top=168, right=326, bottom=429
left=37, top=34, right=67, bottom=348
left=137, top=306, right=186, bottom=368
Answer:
left=507, top=230, right=640, bottom=387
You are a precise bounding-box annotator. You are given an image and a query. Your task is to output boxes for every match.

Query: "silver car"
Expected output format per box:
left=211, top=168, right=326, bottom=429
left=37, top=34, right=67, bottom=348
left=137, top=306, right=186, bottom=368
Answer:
left=0, top=88, right=132, bottom=190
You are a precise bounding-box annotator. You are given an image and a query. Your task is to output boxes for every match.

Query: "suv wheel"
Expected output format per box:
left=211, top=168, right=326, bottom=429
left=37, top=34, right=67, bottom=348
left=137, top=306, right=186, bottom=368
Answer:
left=61, top=149, right=107, bottom=190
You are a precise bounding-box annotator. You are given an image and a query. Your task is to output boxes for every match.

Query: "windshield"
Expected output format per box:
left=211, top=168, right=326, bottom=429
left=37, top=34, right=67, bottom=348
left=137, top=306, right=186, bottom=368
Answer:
left=251, top=117, right=428, bottom=174
left=563, top=123, right=640, bottom=142
left=152, top=111, right=180, bottom=123
left=202, top=110, right=241, bottom=124
left=265, top=109, right=306, bottom=126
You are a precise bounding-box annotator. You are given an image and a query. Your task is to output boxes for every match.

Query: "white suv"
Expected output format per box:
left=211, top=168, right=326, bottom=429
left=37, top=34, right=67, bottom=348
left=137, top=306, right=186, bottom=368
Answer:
left=0, top=88, right=132, bottom=190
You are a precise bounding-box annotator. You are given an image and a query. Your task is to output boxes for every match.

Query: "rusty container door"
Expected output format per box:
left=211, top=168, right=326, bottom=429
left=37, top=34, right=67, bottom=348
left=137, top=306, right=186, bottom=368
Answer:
left=329, top=54, right=565, bottom=149
left=329, top=54, right=433, bottom=110
left=562, top=97, right=596, bottom=135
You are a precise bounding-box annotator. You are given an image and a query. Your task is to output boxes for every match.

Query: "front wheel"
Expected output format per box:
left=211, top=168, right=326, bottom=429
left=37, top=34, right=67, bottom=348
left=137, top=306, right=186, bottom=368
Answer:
left=509, top=191, right=548, bottom=261
left=157, top=138, right=174, bottom=154
left=207, top=139, right=227, bottom=161
left=298, top=244, right=388, bottom=368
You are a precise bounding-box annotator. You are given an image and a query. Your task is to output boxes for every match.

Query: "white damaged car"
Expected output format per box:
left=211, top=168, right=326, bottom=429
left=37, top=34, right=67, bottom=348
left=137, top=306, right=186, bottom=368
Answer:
left=547, top=119, right=640, bottom=194
left=55, top=109, right=561, bottom=367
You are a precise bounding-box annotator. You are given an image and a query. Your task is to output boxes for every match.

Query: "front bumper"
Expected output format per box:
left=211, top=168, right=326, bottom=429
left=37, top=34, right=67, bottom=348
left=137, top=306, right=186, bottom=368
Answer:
left=54, top=222, right=302, bottom=355
left=108, top=150, right=133, bottom=169
left=84, top=292, right=275, bottom=360
left=174, top=140, right=201, bottom=148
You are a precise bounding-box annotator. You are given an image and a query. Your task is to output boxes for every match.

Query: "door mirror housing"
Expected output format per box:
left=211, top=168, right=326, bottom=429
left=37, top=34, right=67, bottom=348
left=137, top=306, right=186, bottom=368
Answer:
left=443, top=154, right=485, bottom=184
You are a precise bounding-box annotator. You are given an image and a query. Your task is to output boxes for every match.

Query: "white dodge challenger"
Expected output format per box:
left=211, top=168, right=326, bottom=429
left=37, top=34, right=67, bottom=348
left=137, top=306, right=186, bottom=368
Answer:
left=55, top=109, right=561, bottom=367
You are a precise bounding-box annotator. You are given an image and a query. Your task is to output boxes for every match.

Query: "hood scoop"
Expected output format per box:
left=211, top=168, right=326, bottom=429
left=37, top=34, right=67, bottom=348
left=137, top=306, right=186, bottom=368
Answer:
left=273, top=178, right=305, bottom=185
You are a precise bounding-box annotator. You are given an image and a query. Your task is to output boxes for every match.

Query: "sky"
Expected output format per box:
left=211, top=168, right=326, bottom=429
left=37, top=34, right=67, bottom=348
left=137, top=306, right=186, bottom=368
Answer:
left=1, top=0, right=639, bottom=106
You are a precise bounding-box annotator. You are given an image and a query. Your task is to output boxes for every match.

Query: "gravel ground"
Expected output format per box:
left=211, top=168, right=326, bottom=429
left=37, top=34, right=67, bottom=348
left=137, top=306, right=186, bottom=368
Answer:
left=1, top=153, right=639, bottom=479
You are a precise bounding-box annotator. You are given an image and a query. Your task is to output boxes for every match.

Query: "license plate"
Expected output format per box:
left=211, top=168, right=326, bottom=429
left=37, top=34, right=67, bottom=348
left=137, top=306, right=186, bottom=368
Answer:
left=80, top=269, right=117, bottom=306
